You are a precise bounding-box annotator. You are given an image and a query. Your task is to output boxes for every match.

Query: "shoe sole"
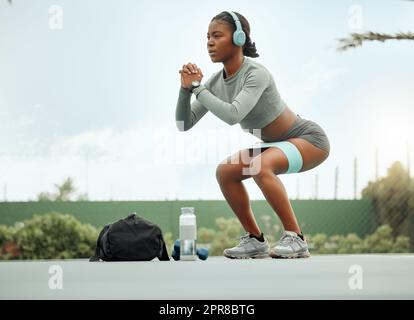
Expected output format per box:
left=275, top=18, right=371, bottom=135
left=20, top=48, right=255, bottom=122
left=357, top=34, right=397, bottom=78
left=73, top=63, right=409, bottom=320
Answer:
left=269, top=250, right=310, bottom=259
left=223, top=251, right=269, bottom=259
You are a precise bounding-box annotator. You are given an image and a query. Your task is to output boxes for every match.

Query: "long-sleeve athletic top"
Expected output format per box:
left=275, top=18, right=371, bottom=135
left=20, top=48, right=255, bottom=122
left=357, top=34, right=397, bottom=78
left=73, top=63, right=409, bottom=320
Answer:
left=175, top=56, right=288, bottom=133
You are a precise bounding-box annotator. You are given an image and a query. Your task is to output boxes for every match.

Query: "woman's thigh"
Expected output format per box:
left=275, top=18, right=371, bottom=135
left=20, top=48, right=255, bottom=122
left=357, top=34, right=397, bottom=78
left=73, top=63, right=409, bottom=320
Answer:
left=216, top=148, right=267, bottom=182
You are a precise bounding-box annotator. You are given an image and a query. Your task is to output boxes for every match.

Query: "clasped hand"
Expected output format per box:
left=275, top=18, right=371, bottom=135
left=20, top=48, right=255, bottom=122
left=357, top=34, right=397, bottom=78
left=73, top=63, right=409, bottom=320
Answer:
left=179, top=62, right=204, bottom=89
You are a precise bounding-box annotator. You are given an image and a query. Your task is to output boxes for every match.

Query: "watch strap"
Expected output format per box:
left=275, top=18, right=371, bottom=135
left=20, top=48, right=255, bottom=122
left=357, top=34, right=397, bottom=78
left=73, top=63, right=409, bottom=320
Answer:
left=192, top=84, right=206, bottom=97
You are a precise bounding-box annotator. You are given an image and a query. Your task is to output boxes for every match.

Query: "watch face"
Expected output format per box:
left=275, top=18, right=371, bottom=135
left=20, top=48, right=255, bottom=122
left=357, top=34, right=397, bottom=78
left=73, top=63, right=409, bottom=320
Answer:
left=192, top=80, right=200, bottom=86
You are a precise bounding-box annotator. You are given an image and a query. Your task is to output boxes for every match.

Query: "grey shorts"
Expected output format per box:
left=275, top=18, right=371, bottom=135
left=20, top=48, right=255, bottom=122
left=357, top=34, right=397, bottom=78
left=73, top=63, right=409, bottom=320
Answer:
left=250, top=115, right=331, bottom=155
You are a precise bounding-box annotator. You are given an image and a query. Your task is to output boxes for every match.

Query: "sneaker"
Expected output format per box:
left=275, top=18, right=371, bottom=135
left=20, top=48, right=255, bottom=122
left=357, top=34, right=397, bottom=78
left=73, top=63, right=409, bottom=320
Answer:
left=269, top=231, right=310, bottom=259
left=223, top=233, right=270, bottom=259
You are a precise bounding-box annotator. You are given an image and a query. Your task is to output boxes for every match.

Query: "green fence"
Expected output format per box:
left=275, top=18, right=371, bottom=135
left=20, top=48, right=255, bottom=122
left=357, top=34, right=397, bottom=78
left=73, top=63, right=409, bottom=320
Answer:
left=0, top=200, right=375, bottom=240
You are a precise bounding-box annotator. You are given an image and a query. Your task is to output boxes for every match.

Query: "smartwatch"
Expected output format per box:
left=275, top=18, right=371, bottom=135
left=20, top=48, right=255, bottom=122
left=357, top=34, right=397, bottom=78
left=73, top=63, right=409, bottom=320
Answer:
left=189, top=80, right=201, bottom=93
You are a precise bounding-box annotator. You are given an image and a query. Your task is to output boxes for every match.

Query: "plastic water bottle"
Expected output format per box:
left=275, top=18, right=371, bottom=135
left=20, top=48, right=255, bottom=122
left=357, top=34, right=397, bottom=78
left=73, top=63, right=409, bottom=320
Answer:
left=179, top=207, right=197, bottom=261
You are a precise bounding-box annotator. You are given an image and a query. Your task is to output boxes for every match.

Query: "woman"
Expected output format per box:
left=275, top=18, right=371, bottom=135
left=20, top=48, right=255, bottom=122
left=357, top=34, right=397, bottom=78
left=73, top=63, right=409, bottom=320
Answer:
left=175, top=11, right=330, bottom=259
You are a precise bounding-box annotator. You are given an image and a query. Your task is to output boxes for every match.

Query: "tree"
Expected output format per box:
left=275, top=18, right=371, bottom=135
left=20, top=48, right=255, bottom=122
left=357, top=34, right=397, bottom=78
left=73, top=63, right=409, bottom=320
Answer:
left=54, top=177, right=76, bottom=201
left=337, top=32, right=414, bottom=52
left=361, top=161, right=414, bottom=250
left=337, top=1, right=414, bottom=51
left=36, top=177, right=89, bottom=202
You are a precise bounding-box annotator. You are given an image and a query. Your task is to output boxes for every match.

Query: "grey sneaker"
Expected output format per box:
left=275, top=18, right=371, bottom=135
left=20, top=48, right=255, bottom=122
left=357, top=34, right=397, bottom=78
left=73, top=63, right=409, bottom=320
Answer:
left=223, top=233, right=270, bottom=259
left=269, top=231, right=310, bottom=259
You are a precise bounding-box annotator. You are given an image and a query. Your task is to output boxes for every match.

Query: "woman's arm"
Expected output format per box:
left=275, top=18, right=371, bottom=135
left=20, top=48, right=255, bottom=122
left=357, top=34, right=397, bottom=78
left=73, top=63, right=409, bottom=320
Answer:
left=175, top=87, right=209, bottom=131
left=192, top=68, right=269, bottom=125
left=175, top=63, right=209, bottom=131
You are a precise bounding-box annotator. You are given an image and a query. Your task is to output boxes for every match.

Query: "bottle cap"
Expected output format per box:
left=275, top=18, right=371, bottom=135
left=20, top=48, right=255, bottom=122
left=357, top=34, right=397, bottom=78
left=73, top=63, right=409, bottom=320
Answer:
left=181, top=207, right=195, bottom=214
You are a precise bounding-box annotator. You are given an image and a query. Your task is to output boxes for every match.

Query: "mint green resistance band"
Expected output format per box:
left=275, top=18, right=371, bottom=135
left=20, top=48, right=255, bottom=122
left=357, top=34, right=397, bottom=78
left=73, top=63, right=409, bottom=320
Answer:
left=251, top=141, right=303, bottom=174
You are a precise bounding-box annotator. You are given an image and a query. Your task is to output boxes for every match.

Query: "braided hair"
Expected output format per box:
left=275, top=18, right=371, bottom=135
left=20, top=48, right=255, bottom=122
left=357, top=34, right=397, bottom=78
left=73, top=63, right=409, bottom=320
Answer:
left=211, top=11, right=259, bottom=58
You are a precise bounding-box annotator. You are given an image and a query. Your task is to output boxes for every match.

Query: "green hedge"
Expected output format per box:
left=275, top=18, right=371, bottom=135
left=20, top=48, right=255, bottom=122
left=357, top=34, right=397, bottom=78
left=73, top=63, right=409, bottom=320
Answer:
left=197, top=217, right=411, bottom=255
left=0, top=200, right=376, bottom=240
left=0, top=212, right=98, bottom=260
left=0, top=213, right=409, bottom=260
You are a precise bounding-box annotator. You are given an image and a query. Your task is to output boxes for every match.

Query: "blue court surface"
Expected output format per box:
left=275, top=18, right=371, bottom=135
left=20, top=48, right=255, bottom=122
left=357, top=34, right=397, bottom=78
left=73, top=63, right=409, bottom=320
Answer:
left=1, top=254, right=413, bottom=300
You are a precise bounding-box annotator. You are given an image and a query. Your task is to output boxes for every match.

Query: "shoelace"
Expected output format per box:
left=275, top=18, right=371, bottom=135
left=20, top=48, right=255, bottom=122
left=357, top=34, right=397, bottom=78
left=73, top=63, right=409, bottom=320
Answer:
left=279, top=233, right=295, bottom=245
left=233, top=233, right=251, bottom=246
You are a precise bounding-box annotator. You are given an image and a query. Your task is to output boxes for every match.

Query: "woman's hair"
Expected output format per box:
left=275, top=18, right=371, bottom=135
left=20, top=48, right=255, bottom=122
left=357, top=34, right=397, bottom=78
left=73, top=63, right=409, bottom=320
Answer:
left=211, top=11, right=259, bottom=58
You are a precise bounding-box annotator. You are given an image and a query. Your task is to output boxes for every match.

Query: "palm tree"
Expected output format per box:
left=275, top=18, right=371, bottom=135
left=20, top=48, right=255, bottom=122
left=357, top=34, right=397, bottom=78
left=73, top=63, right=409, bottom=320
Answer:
left=337, top=32, right=414, bottom=52
left=337, top=0, right=414, bottom=51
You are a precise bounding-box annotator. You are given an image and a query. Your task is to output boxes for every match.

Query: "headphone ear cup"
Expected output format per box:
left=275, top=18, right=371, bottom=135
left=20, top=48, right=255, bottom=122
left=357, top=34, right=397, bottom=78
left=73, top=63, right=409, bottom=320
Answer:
left=233, top=30, right=246, bottom=47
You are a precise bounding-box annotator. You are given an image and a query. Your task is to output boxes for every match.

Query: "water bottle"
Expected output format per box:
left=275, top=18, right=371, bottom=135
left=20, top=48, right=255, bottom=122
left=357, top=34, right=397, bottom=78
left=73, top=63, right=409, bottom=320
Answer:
left=179, top=207, right=197, bottom=261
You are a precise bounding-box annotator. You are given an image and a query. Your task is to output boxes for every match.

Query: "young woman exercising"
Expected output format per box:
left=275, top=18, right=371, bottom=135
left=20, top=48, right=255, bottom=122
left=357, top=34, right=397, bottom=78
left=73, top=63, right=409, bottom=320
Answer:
left=176, top=11, right=330, bottom=259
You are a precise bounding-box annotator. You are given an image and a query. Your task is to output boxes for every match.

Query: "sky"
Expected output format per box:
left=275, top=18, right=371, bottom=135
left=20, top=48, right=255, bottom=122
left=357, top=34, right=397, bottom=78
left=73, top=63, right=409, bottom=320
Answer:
left=0, top=0, right=413, bottom=201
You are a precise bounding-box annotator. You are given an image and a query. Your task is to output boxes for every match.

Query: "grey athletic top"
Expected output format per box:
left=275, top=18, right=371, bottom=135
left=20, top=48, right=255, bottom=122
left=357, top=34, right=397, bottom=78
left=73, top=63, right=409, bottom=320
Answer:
left=175, top=57, right=288, bottom=131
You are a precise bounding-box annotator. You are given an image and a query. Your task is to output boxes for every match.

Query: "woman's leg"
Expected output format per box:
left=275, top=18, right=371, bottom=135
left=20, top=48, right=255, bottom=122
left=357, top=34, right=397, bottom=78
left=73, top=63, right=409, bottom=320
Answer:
left=215, top=149, right=262, bottom=237
left=249, top=138, right=329, bottom=235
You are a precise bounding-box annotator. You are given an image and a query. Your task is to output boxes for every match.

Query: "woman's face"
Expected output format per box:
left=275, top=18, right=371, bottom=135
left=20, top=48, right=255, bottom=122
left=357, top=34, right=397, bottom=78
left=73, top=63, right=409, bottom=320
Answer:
left=207, top=20, right=238, bottom=62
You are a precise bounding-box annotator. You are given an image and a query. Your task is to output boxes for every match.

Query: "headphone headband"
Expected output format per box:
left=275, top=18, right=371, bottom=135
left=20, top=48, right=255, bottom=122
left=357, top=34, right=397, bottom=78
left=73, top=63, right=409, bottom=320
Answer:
left=226, top=11, right=246, bottom=47
left=227, top=11, right=242, bottom=32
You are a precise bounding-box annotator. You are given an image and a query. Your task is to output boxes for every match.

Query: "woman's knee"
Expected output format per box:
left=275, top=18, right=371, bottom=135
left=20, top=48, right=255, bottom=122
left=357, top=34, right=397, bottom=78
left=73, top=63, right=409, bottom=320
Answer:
left=216, top=149, right=256, bottom=183
left=215, top=163, right=231, bottom=183
left=216, top=162, right=251, bottom=183
left=216, top=161, right=239, bottom=180
left=249, top=158, right=274, bottom=180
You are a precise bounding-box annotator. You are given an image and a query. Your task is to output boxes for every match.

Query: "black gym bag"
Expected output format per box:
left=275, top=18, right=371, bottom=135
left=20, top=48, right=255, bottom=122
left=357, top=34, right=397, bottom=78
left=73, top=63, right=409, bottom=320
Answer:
left=89, top=213, right=170, bottom=261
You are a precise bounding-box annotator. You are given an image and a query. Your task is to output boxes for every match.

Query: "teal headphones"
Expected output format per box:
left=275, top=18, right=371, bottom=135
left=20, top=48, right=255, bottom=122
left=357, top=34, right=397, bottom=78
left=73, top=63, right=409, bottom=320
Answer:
left=226, top=11, right=246, bottom=47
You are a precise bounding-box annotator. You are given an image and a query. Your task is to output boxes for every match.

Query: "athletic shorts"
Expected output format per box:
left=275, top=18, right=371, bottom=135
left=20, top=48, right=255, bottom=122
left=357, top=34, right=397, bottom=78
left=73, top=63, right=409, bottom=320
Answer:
left=247, top=115, right=330, bottom=174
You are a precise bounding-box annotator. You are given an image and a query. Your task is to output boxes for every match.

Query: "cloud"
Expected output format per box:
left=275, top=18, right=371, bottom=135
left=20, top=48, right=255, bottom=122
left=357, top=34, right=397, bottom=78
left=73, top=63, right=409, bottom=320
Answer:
left=52, top=127, right=115, bottom=158
left=16, top=114, right=34, bottom=128
left=48, top=122, right=263, bottom=166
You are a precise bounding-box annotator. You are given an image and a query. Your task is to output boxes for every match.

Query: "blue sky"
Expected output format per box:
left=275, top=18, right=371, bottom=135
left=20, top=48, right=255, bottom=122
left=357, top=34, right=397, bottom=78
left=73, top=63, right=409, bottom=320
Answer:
left=0, top=0, right=413, bottom=201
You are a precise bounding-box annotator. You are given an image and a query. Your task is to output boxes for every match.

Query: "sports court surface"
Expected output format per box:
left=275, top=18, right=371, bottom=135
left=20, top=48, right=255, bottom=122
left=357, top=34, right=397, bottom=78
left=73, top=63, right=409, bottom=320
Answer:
left=1, top=254, right=413, bottom=299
